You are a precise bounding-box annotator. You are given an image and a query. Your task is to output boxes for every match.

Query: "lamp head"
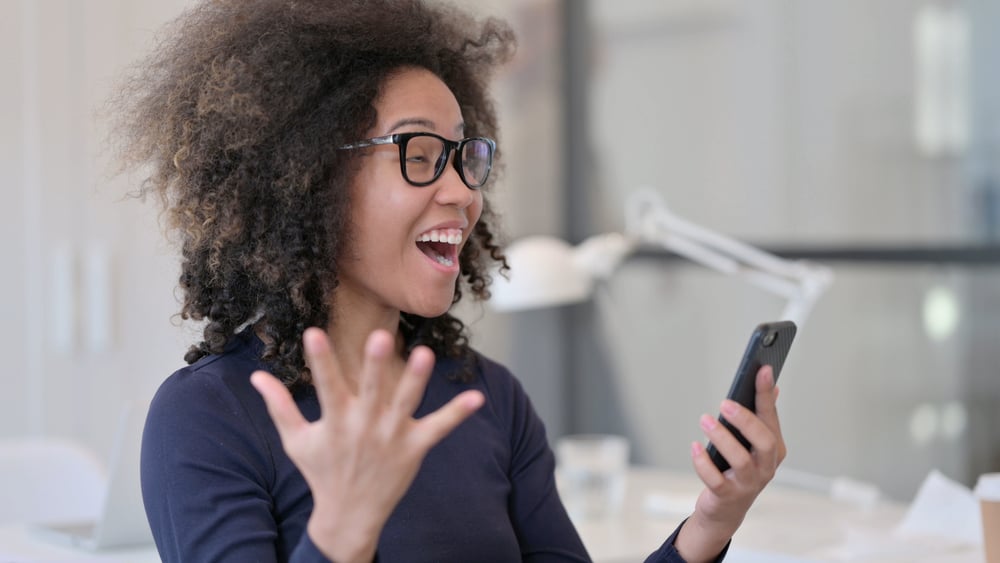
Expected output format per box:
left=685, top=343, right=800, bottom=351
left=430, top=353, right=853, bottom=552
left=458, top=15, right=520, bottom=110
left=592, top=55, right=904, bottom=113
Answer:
left=489, top=236, right=593, bottom=312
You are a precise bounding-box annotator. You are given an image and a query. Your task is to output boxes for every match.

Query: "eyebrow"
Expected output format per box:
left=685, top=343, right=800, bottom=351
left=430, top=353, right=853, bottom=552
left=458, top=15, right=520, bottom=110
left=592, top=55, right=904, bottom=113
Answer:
left=386, top=117, right=465, bottom=136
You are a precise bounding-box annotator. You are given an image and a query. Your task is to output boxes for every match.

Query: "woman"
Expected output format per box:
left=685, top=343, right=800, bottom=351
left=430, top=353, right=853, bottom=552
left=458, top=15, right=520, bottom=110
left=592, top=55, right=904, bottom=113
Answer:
left=117, top=0, right=785, bottom=561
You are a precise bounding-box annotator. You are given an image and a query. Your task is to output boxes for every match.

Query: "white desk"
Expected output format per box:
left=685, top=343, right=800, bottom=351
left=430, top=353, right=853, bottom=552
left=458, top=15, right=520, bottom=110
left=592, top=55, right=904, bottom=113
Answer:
left=574, top=467, right=984, bottom=563
left=0, top=469, right=983, bottom=562
left=0, top=527, right=158, bottom=563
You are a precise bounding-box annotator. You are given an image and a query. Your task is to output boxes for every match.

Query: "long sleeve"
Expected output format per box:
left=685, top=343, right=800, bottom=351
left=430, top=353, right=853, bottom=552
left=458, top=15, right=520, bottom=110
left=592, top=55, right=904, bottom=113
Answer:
left=644, top=519, right=731, bottom=562
left=498, top=373, right=590, bottom=561
left=140, top=353, right=326, bottom=563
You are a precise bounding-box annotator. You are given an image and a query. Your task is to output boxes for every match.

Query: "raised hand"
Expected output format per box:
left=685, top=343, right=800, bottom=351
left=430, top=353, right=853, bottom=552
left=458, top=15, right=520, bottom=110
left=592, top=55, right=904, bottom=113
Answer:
left=676, top=365, right=786, bottom=563
left=250, top=327, right=484, bottom=563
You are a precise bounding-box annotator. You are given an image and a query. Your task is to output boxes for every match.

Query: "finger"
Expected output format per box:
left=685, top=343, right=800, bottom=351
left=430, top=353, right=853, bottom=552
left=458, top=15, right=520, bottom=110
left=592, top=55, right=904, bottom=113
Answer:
left=689, top=441, right=726, bottom=490
left=719, top=400, right=778, bottom=466
left=754, top=366, right=782, bottom=435
left=755, top=367, right=788, bottom=463
left=391, top=346, right=436, bottom=417
left=409, top=390, right=484, bottom=452
left=700, top=413, right=753, bottom=473
left=251, top=370, right=309, bottom=444
left=357, top=330, right=394, bottom=414
left=302, top=327, right=351, bottom=410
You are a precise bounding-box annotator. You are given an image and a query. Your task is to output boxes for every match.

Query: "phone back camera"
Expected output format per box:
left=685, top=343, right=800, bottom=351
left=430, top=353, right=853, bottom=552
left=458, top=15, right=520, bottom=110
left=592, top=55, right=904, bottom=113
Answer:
left=763, top=332, right=778, bottom=347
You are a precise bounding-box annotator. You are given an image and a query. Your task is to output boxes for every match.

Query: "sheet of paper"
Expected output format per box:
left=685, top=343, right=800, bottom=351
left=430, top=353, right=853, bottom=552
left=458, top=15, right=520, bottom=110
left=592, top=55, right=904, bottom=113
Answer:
left=894, top=469, right=982, bottom=547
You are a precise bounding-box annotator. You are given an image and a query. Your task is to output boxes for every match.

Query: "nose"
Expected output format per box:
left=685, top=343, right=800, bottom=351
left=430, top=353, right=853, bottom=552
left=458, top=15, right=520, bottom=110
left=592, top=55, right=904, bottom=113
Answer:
left=433, top=156, right=477, bottom=209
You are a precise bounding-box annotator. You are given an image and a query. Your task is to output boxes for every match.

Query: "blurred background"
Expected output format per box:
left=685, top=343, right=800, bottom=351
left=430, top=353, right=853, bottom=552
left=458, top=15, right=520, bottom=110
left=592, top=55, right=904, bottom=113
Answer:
left=2, top=0, right=998, bottom=504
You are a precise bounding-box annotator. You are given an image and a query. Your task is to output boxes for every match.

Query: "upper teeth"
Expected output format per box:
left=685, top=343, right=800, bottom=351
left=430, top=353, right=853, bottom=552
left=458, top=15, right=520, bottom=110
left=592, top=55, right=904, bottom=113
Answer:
left=417, top=229, right=463, bottom=244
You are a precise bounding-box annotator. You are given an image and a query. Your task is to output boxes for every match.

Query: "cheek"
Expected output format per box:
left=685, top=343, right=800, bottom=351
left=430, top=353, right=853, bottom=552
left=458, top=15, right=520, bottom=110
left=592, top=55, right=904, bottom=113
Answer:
left=350, top=166, right=407, bottom=230
left=463, top=195, right=486, bottom=258
left=470, top=193, right=485, bottom=226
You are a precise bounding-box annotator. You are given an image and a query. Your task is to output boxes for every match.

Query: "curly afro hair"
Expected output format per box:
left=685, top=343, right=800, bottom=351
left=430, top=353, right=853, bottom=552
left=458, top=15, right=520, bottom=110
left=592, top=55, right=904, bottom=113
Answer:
left=113, top=0, right=515, bottom=387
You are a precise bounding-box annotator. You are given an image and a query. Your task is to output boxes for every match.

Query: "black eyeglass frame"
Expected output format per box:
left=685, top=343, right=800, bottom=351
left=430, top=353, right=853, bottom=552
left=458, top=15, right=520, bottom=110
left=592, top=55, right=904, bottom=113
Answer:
left=339, top=132, right=496, bottom=189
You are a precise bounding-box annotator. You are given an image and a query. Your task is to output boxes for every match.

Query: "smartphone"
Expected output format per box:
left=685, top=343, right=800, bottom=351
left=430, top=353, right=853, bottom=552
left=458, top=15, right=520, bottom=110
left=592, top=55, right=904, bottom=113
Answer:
left=706, top=321, right=797, bottom=472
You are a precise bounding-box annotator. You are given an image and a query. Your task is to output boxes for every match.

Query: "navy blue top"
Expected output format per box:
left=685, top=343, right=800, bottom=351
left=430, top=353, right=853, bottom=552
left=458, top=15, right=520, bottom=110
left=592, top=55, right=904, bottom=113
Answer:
left=141, top=328, right=720, bottom=562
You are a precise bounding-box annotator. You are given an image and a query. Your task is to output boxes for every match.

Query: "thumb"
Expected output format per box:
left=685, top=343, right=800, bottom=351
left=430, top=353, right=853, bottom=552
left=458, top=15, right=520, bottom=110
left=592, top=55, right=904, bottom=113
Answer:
left=410, top=390, right=484, bottom=452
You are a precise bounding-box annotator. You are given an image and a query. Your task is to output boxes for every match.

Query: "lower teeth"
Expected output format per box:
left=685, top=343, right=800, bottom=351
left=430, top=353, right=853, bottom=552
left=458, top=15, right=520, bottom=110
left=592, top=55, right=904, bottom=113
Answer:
left=434, top=254, right=454, bottom=267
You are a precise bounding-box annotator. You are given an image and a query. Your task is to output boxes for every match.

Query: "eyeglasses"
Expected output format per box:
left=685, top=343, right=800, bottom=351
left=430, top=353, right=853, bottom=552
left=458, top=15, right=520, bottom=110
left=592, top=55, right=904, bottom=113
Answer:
left=339, top=132, right=496, bottom=189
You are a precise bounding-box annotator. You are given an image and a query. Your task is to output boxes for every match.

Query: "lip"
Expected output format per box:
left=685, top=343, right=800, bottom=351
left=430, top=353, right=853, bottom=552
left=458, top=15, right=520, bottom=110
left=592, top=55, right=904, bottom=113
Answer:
left=417, top=220, right=469, bottom=238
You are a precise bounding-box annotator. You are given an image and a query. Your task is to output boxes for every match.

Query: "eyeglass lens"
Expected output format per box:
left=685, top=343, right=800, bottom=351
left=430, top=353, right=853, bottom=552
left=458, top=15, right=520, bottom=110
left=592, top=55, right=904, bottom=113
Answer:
left=460, top=140, right=492, bottom=187
left=403, top=135, right=492, bottom=187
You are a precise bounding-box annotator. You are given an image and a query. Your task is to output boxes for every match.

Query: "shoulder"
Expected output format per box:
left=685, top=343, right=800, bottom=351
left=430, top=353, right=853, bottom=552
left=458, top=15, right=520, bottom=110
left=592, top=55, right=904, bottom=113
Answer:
left=142, top=330, right=286, bottom=489
left=149, top=331, right=264, bottom=419
left=461, top=350, right=554, bottom=471
left=471, top=350, right=516, bottom=385
left=144, top=329, right=276, bottom=461
left=444, top=349, right=527, bottom=403
left=443, top=349, right=536, bottom=427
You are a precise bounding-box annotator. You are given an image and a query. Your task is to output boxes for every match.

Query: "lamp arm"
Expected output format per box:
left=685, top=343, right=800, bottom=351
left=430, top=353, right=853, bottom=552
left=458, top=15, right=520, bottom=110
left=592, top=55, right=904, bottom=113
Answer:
left=654, top=231, right=741, bottom=275
left=648, top=207, right=806, bottom=280
left=626, top=188, right=834, bottom=326
left=628, top=188, right=789, bottom=275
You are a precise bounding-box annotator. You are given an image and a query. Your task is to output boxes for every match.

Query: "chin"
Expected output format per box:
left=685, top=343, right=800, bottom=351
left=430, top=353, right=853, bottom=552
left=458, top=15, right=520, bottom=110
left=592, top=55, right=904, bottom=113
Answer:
left=420, top=303, right=454, bottom=319
left=406, top=294, right=456, bottom=319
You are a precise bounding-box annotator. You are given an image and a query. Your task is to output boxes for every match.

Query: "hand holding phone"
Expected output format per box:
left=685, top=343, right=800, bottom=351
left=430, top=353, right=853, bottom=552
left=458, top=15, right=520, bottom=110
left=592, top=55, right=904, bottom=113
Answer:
left=706, top=321, right=796, bottom=472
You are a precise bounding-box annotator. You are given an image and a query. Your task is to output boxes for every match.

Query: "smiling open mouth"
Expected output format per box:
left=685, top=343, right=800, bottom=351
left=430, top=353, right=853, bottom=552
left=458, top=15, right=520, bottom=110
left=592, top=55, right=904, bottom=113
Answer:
left=416, top=228, right=463, bottom=268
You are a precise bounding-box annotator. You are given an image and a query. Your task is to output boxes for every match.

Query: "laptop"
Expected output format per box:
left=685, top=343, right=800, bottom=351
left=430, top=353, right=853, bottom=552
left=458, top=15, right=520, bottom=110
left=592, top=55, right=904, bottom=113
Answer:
left=32, top=401, right=155, bottom=550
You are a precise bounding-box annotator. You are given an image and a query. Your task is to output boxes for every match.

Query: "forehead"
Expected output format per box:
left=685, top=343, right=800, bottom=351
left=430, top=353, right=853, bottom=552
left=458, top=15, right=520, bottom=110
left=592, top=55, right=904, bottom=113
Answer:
left=373, top=67, right=464, bottom=134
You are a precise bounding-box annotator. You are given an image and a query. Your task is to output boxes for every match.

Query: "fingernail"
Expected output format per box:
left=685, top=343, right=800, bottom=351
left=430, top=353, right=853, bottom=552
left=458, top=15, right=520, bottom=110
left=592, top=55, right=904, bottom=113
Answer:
left=249, top=372, right=265, bottom=390
left=366, top=331, right=390, bottom=356
left=762, top=367, right=775, bottom=386
left=720, top=399, right=739, bottom=417
left=691, top=441, right=703, bottom=458
left=700, top=414, right=717, bottom=431
left=464, top=392, right=484, bottom=410
left=303, top=328, right=323, bottom=351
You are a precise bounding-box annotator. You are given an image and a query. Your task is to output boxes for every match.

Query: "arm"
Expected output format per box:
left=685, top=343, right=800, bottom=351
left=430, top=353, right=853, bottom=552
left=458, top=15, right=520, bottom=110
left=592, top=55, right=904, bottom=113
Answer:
left=643, top=519, right=729, bottom=563
left=500, top=363, right=715, bottom=563
left=141, top=369, right=328, bottom=563
left=673, top=366, right=786, bottom=562
left=500, top=373, right=589, bottom=562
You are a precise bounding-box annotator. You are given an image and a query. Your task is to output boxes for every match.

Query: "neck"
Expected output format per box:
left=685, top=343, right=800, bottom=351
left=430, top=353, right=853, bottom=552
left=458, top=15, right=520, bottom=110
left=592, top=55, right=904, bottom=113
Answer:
left=325, top=298, right=405, bottom=387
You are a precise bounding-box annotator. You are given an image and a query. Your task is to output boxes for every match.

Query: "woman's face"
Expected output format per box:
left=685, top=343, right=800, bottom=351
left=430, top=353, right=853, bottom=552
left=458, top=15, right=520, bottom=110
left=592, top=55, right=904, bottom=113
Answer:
left=337, top=67, right=485, bottom=320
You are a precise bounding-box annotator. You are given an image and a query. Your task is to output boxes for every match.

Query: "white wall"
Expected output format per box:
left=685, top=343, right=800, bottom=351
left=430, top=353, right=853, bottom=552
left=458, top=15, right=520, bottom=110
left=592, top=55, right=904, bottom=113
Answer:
left=0, top=0, right=195, bottom=458
left=1, top=1, right=34, bottom=437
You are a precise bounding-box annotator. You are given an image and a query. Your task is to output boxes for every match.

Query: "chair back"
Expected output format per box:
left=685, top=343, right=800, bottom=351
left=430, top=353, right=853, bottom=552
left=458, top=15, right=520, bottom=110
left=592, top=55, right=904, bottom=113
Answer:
left=0, top=438, right=108, bottom=525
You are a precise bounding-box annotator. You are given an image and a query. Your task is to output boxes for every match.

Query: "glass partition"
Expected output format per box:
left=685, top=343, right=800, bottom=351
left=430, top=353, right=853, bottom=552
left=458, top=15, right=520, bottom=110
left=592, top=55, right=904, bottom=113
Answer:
left=566, top=0, right=1000, bottom=500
